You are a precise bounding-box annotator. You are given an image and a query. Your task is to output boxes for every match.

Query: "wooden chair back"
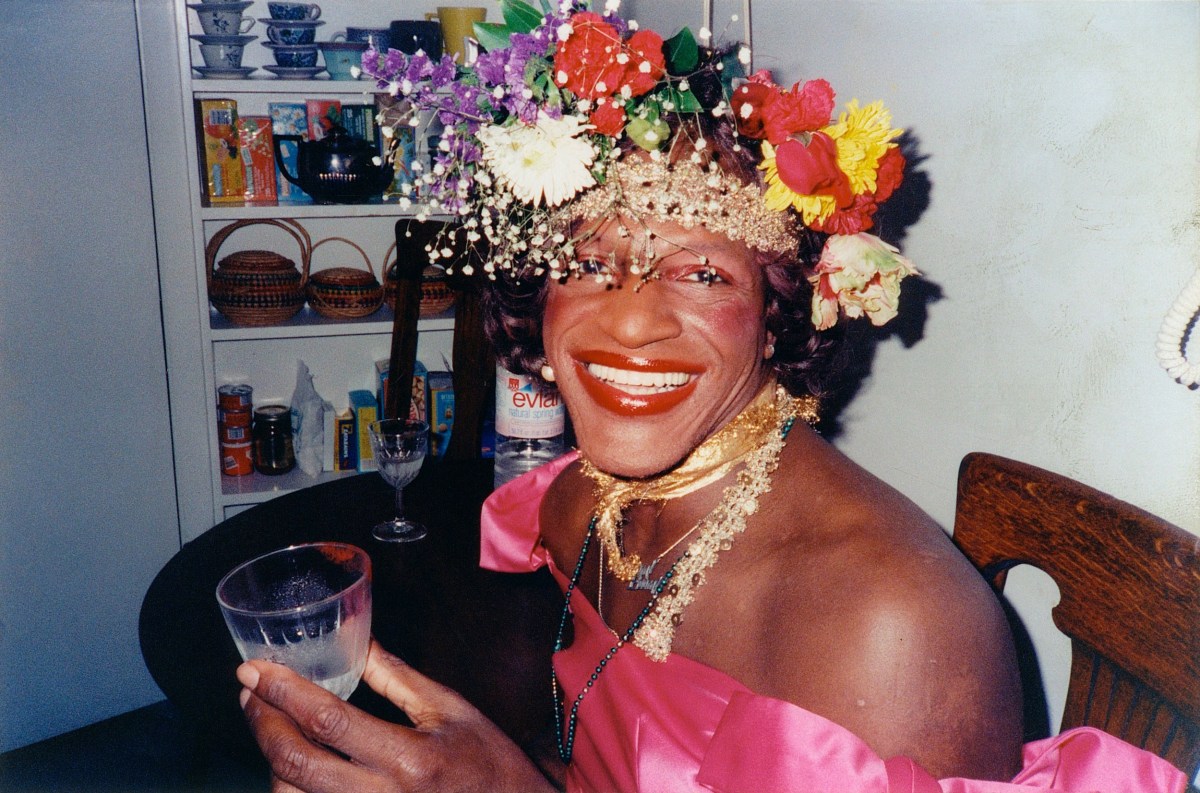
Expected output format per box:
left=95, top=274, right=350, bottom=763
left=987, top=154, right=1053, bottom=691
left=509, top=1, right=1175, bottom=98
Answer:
left=387, top=219, right=493, bottom=458
left=952, top=452, right=1200, bottom=777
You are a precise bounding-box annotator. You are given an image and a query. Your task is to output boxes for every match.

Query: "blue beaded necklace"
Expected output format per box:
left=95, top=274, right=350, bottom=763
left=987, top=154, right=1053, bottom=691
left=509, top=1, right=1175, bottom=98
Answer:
left=552, top=515, right=686, bottom=764
left=550, top=409, right=801, bottom=765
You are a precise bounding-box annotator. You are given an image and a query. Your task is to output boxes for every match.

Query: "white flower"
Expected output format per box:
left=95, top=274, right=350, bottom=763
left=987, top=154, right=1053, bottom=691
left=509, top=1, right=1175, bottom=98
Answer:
left=475, top=113, right=597, bottom=207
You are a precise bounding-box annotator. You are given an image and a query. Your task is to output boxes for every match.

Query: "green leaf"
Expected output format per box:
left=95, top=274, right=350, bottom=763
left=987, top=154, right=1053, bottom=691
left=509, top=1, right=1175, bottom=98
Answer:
left=664, top=27, right=699, bottom=74
left=502, top=0, right=544, bottom=34
left=664, top=87, right=702, bottom=114
left=473, top=22, right=512, bottom=53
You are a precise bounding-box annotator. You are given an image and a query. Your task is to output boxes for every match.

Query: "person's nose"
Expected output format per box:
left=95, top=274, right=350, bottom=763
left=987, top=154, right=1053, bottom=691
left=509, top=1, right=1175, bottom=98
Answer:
left=600, top=281, right=682, bottom=350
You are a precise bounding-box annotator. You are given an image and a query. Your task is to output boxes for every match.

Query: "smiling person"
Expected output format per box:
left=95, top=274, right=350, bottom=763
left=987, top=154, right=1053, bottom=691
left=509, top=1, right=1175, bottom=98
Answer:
left=236, top=3, right=1188, bottom=792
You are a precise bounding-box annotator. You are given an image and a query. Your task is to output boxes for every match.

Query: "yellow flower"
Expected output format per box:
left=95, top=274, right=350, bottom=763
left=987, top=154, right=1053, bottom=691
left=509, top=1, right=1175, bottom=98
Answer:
left=758, top=141, right=838, bottom=224
left=823, top=100, right=902, bottom=195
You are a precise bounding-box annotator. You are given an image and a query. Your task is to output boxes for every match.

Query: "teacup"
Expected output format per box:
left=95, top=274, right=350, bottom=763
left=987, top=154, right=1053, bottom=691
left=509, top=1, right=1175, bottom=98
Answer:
left=320, top=41, right=367, bottom=80
left=267, top=2, right=320, bottom=21
left=195, top=8, right=254, bottom=36
left=388, top=19, right=442, bottom=58
left=346, top=26, right=390, bottom=52
left=267, top=24, right=316, bottom=45
left=271, top=44, right=319, bottom=68
left=199, top=42, right=245, bottom=68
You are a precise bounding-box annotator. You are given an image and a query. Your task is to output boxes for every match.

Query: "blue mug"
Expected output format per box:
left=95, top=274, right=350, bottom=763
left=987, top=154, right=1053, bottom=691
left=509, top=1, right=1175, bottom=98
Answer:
left=346, top=26, right=391, bottom=52
left=267, top=24, right=316, bottom=45
left=272, top=44, right=319, bottom=68
left=388, top=20, right=442, bottom=59
left=267, top=2, right=320, bottom=21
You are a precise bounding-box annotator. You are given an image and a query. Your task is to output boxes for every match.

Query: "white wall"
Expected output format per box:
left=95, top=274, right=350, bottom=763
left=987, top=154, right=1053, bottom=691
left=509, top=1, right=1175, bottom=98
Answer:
left=0, top=0, right=181, bottom=750
left=632, top=0, right=1200, bottom=732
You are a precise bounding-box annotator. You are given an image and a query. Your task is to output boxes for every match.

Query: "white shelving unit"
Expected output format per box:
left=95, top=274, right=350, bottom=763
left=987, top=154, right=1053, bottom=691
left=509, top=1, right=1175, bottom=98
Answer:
left=141, top=0, right=454, bottom=540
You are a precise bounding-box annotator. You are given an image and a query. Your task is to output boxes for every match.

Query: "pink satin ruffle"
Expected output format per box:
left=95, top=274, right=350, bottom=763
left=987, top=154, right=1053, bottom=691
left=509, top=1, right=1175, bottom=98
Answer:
left=479, top=452, right=1188, bottom=793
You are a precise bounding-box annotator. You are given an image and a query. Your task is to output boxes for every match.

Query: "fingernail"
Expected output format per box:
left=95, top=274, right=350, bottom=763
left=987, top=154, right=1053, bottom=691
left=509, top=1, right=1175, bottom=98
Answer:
left=236, top=662, right=260, bottom=691
left=239, top=687, right=251, bottom=709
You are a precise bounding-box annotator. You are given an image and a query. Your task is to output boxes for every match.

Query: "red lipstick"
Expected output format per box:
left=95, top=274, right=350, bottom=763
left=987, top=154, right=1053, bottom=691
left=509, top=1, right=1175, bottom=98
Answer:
left=572, top=354, right=700, bottom=417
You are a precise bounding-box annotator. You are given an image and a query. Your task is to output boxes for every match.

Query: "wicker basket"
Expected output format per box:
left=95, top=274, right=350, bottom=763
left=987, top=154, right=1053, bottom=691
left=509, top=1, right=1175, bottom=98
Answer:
left=382, top=242, right=457, bottom=317
left=207, top=219, right=311, bottom=326
left=306, top=236, right=384, bottom=319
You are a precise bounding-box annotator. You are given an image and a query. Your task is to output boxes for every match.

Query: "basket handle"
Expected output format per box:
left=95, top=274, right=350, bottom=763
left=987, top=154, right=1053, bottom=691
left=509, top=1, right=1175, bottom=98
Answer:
left=310, top=236, right=376, bottom=279
left=382, top=241, right=396, bottom=279
left=205, top=218, right=313, bottom=290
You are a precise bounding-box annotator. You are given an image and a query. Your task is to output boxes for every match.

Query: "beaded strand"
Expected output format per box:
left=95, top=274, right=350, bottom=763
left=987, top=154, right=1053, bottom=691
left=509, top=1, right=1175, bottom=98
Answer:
left=552, top=516, right=682, bottom=764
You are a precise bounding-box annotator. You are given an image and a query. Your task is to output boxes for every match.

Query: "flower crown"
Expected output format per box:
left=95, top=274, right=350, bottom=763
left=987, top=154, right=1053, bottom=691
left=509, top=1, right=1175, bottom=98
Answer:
left=362, top=0, right=918, bottom=330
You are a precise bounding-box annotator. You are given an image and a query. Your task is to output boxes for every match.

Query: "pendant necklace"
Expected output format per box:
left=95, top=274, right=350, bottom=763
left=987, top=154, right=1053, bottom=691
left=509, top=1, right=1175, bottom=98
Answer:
left=626, top=523, right=702, bottom=591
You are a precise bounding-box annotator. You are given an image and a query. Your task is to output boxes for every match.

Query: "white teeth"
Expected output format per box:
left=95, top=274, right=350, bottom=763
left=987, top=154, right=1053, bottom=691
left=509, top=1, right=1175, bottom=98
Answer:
left=586, top=363, right=691, bottom=394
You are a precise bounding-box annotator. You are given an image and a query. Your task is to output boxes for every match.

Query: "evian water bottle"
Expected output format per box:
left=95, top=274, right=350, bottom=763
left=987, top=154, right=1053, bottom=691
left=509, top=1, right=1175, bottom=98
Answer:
left=493, top=364, right=566, bottom=488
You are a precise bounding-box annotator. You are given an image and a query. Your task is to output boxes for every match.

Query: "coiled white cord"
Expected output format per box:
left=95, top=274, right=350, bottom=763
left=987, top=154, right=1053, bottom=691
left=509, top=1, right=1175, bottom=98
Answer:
left=1156, top=266, right=1200, bottom=387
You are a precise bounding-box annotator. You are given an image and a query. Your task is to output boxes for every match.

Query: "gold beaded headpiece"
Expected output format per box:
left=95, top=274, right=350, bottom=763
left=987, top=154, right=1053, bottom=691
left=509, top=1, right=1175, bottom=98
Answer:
left=555, top=156, right=801, bottom=258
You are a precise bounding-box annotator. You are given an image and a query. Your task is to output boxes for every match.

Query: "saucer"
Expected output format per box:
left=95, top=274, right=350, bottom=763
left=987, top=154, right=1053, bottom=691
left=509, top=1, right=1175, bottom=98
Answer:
left=187, top=1, right=253, bottom=11
left=258, top=18, right=325, bottom=28
left=190, top=33, right=257, bottom=45
left=263, top=65, right=325, bottom=79
left=194, top=65, right=257, bottom=79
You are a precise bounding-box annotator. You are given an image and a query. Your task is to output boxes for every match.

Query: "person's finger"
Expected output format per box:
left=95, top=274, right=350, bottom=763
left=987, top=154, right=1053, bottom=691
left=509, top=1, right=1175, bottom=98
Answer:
left=270, top=774, right=308, bottom=793
left=240, top=659, right=424, bottom=779
left=360, top=639, right=472, bottom=729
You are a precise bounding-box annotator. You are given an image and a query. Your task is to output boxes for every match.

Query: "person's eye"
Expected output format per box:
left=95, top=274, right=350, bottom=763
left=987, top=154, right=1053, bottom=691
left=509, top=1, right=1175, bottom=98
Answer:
left=678, top=266, right=726, bottom=286
left=574, top=256, right=613, bottom=277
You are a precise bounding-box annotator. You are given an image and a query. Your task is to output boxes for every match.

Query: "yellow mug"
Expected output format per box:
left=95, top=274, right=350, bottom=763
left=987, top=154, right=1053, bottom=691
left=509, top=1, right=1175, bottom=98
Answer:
left=432, top=6, right=486, bottom=64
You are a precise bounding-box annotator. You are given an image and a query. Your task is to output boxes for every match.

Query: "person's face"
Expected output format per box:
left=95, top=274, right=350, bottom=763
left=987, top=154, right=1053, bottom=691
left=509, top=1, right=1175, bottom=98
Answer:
left=543, top=216, right=773, bottom=478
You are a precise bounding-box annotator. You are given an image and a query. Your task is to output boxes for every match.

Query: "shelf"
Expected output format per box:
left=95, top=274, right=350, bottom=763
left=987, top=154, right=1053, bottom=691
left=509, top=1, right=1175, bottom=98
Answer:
left=210, top=305, right=455, bottom=340
left=200, top=199, right=434, bottom=220
left=219, top=465, right=361, bottom=505
left=191, top=77, right=382, bottom=95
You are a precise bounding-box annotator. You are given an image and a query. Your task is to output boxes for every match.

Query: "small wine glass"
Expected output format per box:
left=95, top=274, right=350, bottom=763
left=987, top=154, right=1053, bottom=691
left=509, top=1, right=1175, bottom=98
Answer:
left=368, top=419, right=429, bottom=542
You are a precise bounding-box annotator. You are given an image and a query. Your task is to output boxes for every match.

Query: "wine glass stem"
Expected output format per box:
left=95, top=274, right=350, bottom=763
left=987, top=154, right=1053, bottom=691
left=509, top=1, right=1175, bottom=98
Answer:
left=394, top=485, right=405, bottom=520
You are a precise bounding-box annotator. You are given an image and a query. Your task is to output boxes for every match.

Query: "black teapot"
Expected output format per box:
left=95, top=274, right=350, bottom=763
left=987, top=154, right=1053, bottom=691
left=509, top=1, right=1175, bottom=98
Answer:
left=273, top=125, right=394, bottom=204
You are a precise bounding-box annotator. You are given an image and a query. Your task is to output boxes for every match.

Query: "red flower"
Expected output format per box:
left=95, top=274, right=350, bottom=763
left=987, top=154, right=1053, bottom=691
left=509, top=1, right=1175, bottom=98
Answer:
left=812, top=146, right=906, bottom=234
left=731, top=81, right=778, bottom=140
left=774, top=132, right=852, bottom=207
left=872, top=146, right=906, bottom=204
left=761, top=79, right=835, bottom=145
left=553, top=12, right=626, bottom=100
left=621, top=29, right=665, bottom=97
left=589, top=99, right=627, bottom=137
left=812, top=194, right=877, bottom=234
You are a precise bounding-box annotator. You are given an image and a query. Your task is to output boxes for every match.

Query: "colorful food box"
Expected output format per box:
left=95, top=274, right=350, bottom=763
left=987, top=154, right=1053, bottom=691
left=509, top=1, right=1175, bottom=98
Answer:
left=268, top=102, right=309, bottom=204
left=195, top=98, right=245, bottom=204
left=349, top=389, right=378, bottom=472
left=306, top=98, right=343, bottom=141
left=237, top=116, right=277, bottom=203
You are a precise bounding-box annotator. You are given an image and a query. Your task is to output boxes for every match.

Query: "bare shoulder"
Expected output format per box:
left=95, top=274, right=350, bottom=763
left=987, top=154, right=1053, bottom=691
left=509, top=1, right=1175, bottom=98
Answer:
left=537, top=459, right=594, bottom=563
left=750, top=434, right=1023, bottom=779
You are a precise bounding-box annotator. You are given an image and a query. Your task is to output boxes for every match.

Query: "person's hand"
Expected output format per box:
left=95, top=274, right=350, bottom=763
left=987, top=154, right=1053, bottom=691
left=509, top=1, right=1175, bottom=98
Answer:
left=238, top=639, right=558, bottom=793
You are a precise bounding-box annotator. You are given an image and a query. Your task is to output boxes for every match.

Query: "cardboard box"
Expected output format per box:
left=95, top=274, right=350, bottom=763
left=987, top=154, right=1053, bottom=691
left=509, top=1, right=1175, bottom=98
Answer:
left=237, top=116, right=276, bottom=203
left=349, top=389, right=378, bottom=472
left=335, top=408, right=357, bottom=471
left=375, top=358, right=427, bottom=422
left=195, top=98, right=245, bottom=204
left=427, top=371, right=454, bottom=458
left=341, top=104, right=378, bottom=149
left=268, top=102, right=309, bottom=204
left=306, top=99, right=343, bottom=141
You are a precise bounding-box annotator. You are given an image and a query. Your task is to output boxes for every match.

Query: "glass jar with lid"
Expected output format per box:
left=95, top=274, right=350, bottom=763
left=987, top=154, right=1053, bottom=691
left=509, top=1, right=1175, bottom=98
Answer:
left=252, top=404, right=295, bottom=475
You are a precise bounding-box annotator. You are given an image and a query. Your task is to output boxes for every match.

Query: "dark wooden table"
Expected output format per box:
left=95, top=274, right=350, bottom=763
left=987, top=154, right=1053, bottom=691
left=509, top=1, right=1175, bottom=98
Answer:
left=139, top=459, right=561, bottom=773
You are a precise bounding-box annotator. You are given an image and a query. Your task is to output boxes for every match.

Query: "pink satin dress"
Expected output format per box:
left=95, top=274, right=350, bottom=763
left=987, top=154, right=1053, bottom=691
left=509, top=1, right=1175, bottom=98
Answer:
left=480, top=452, right=1187, bottom=793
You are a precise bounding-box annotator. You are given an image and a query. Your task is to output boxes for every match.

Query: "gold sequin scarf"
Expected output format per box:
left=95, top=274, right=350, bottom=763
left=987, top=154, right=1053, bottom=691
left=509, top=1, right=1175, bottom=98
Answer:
left=579, top=379, right=818, bottom=583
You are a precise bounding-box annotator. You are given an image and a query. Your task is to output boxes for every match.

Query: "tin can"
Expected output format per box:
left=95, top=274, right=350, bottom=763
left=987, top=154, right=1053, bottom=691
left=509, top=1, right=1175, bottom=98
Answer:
left=220, top=441, right=253, bottom=476
left=219, top=423, right=250, bottom=444
left=219, top=407, right=252, bottom=428
left=217, top=383, right=253, bottom=411
left=253, top=404, right=295, bottom=475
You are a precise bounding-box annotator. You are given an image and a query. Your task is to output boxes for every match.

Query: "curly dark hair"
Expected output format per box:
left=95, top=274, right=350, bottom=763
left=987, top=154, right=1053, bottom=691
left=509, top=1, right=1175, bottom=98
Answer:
left=480, top=112, right=862, bottom=403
